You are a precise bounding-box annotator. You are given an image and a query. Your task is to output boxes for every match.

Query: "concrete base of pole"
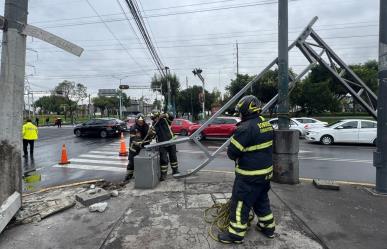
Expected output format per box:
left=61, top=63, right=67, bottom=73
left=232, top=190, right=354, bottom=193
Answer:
left=375, top=166, right=387, bottom=193
left=273, top=130, right=299, bottom=184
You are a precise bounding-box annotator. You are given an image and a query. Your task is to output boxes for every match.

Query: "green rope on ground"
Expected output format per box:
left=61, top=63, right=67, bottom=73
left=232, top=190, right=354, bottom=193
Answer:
left=204, top=199, right=255, bottom=242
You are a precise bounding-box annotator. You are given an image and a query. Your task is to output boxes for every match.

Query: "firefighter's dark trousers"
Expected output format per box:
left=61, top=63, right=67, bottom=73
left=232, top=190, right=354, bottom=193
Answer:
left=159, top=145, right=178, bottom=174
left=228, top=176, right=275, bottom=239
left=126, top=145, right=140, bottom=176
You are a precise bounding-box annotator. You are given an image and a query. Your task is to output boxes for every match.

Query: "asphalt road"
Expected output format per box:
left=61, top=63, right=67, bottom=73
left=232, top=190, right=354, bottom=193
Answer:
left=23, top=126, right=376, bottom=192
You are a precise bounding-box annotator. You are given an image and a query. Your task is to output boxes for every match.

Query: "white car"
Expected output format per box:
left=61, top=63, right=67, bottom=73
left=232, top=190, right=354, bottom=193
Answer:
left=305, top=119, right=377, bottom=145
left=269, top=118, right=306, bottom=137
left=293, top=117, right=328, bottom=130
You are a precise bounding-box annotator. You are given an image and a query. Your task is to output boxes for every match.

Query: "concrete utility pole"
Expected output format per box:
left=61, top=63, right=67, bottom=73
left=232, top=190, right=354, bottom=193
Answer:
left=374, top=0, right=387, bottom=194
left=0, top=0, right=28, bottom=230
left=273, top=0, right=299, bottom=184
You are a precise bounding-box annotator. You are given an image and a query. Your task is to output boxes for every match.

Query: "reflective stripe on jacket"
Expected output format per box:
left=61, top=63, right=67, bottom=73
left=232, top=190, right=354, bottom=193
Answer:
left=227, top=115, right=273, bottom=180
left=22, top=122, right=38, bottom=140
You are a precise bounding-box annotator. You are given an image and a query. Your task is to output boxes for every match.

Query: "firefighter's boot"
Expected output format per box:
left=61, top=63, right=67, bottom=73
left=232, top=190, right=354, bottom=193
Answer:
left=172, top=168, right=180, bottom=175
left=217, top=231, right=243, bottom=244
left=256, top=223, right=275, bottom=238
left=160, top=172, right=167, bottom=181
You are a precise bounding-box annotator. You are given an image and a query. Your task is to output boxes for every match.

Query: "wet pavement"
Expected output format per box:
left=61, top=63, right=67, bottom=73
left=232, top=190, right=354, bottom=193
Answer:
left=23, top=126, right=376, bottom=193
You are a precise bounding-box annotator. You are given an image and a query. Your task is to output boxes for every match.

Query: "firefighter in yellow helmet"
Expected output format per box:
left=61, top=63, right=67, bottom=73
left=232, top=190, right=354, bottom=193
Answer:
left=218, top=95, right=275, bottom=244
left=22, top=118, right=39, bottom=159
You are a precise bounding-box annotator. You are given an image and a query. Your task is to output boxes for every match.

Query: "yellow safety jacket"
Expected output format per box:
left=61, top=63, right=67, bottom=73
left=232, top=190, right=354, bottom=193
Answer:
left=22, top=122, right=38, bottom=140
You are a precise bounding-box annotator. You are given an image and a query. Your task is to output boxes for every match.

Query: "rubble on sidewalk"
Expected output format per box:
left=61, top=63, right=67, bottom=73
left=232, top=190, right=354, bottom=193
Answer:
left=89, top=202, right=108, bottom=212
left=13, top=180, right=128, bottom=225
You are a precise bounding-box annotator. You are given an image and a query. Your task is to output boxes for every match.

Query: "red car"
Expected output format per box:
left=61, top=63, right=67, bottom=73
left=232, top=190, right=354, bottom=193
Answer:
left=187, top=117, right=240, bottom=140
left=171, top=118, right=194, bottom=136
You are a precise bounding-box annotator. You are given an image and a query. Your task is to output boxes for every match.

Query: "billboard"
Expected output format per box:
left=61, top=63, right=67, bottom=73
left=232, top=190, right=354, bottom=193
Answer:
left=98, top=89, right=116, bottom=97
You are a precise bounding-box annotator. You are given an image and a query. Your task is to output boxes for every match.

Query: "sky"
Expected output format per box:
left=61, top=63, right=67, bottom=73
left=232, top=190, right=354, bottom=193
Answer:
left=0, top=0, right=380, bottom=104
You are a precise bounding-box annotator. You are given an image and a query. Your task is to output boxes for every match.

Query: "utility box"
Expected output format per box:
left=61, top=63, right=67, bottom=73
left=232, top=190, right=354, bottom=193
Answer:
left=134, top=150, right=160, bottom=189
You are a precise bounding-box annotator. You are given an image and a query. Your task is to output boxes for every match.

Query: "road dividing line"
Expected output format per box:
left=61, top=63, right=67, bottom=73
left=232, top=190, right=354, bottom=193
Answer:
left=299, top=156, right=372, bottom=164
left=79, top=154, right=127, bottom=160
left=88, top=151, right=118, bottom=155
left=53, top=164, right=125, bottom=172
left=70, top=158, right=127, bottom=166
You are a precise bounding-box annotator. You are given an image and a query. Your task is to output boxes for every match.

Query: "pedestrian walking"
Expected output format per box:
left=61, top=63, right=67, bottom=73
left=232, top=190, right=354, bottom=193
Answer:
left=35, top=116, right=39, bottom=127
left=45, top=117, right=49, bottom=126
left=150, top=111, right=179, bottom=181
left=57, top=117, right=62, bottom=128
left=218, top=95, right=275, bottom=244
left=125, top=113, right=153, bottom=181
left=22, top=119, right=39, bottom=159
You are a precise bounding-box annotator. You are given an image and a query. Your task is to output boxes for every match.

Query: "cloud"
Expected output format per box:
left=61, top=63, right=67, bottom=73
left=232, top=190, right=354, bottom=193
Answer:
left=0, top=0, right=379, bottom=101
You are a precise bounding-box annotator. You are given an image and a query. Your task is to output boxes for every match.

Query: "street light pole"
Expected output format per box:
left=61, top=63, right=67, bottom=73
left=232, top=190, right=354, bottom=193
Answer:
left=272, top=0, right=299, bottom=185
left=165, top=66, right=172, bottom=113
left=374, top=0, right=387, bottom=194
left=278, top=0, right=289, bottom=129
left=119, top=79, right=122, bottom=119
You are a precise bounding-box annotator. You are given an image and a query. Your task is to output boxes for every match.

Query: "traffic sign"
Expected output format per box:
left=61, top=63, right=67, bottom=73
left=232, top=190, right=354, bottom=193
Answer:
left=21, top=24, right=84, bottom=57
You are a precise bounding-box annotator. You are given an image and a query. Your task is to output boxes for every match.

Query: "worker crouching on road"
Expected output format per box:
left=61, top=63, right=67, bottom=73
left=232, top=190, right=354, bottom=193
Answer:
left=218, top=95, right=275, bottom=244
left=125, top=113, right=152, bottom=181
left=22, top=118, right=39, bottom=159
left=150, top=111, right=179, bottom=181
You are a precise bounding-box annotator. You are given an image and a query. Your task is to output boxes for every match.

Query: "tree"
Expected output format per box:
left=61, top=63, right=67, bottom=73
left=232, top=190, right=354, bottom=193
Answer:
left=151, top=73, right=180, bottom=111
left=54, top=80, right=87, bottom=123
left=34, top=95, right=67, bottom=114
left=290, top=79, right=340, bottom=115
left=176, top=85, right=212, bottom=120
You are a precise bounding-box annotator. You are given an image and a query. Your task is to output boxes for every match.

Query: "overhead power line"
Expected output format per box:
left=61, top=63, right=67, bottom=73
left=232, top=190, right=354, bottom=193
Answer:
left=84, top=0, right=150, bottom=76
left=123, top=0, right=166, bottom=76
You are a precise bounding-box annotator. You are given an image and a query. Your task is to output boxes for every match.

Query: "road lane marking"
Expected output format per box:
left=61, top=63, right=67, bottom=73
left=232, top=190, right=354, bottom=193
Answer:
left=70, top=158, right=127, bottom=165
left=89, top=151, right=118, bottom=155
left=299, top=156, right=372, bottom=164
left=53, top=164, right=125, bottom=172
left=79, top=154, right=127, bottom=160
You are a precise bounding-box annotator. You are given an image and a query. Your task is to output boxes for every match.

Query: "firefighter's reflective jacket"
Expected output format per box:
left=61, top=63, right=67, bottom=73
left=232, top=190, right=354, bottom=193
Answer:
left=153, top=113, right=175, bottom=142
left=22, top=122, right=38, bottom=140
left=129, top=122, right=150, bottom=144
left=227, top=115, right=274, bottom=181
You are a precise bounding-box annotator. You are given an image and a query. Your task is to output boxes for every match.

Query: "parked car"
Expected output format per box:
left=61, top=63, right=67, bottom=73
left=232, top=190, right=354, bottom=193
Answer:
left=74, top=118, right=127, bottom=138
left=305, top=119, right=377, bottom=145
left=126, top=116, right=136, bottom=129
left=171, top=118, right=194, bottom=136
left=269, top=118, right=306, bottom=137
left=293, top=117, right=328, bottom=130
left=187, top=117, right=240, bottom=140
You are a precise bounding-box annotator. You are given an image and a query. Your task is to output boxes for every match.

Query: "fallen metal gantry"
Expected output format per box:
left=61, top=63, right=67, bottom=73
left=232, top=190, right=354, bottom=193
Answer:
left=145, top=16, right=378, bottom=178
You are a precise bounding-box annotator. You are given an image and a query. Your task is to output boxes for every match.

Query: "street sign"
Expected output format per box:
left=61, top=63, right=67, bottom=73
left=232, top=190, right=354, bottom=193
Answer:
left=119, top=85, right=129, bottom=90
left=21, top=24, right=84, bottom=57
left=98, top=89, right=116, bottom=97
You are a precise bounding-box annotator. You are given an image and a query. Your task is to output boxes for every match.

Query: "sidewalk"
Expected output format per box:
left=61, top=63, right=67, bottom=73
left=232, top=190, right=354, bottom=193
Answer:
left=0, top=171, right=386, bottom=249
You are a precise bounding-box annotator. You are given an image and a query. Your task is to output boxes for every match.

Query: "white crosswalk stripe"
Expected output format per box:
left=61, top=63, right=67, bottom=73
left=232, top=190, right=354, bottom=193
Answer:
left=70, top=158, right=127, bottom=165
left=53, top=163, right=125, bottom=172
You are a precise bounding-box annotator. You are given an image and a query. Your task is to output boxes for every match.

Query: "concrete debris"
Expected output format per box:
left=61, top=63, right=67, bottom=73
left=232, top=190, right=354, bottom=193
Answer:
left=313, top=179, right=340, bottom=190
left=76, top=188, right=111, bottom=206
left=89, top=202, right=108, bottom=213
left=90, top=184, right=96, bottom=189
left=111, top=190, right=119, bottom=197
left=15, top=197, right=75, bottom=224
